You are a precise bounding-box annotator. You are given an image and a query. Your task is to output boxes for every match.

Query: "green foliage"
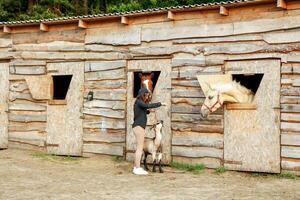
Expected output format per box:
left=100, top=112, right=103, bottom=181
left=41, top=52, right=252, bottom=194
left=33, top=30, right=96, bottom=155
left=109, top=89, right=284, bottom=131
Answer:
left=170, top=161, right=205, bottom=172
left=0, top=0, right=233, bottom=21
left=215, top=166, right=226, bottom=174
left=31, top=151, right=81, bottom=162
left=112, top=156, right=124, bottom=163
left=275, top=172, right=297, bottom=180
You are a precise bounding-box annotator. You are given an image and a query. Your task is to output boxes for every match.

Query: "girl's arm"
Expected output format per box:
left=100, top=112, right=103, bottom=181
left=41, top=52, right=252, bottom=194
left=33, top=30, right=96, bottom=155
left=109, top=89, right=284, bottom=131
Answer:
left=137, top=99, right=161, bottom=109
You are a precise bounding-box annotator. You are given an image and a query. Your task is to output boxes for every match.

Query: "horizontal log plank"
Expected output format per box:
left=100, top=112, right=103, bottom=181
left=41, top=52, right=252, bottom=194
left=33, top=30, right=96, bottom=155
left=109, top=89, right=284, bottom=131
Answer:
left=281, top=146, right=300, bottom=159
left=85, top=68, right=125, bottom=81
left=8, top=113, right=47, bottom=122
left=171, top=67, right=222, bottom=79
left=172, top=146, right=223, bottom=158
left=281, top=122, right=300, bottom=132
left=86, top=27, right=141, bottom=45
left=281, top=113, right=300, bottom=123
left=8, top=131, right=46, bottom=146
left=84, top=100, right=125, bottom=110
left=85, top=80, right=126, bottom=90
left=130, top=46, right=199, bottom=56
left=20, top=52, right=129, bottom=60
left=83, top=120, right=125, bottom=129
left=281, top=87, right=300, bottom=96
left=281, top=134, right=300, bottom=146
left=172, top=88, right=204, bottom=98
left=173, top=34, right=263, bottom=44
left=83, top=143, right=124, bottom=156
left=172, top=122, right=223, bottom=133
left=12, top=29, right=86, bottom=44
left=172, top=132, right=223, bottom=148
left=281, top=96, right=300, bottom=104
left=84, top=89, right=126, bottom=101
left=9, top=122, right=46, bottom=132
left=10, top=60, right=46, bottom=66
left=172, top=113, right=222, bottom=124
left=10, top=66, right=46, bottom=75
left=85, top=60, right=126, bottom=72
left=172, top=103, right=223, bottom=115
left=281, top=104, right=300, bottom=113
left=281, top=158, right=300, bottom=171
left=9, top=103, right=46, bottom=111
left=83, top=132, right=125, bottom=143
left=83, top=108, right=125, bottom=119
left=13, top=41, right=85, bottom=52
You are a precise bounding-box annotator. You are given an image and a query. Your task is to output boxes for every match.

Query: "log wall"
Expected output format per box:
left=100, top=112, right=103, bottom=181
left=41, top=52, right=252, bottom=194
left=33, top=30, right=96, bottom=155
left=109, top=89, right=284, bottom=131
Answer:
left=1, top=1, right=300, bottom=173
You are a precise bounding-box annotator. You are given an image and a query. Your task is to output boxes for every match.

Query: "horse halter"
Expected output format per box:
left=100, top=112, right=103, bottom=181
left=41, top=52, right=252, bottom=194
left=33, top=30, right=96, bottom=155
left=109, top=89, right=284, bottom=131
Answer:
left=203, top=94, right=222, bottom=113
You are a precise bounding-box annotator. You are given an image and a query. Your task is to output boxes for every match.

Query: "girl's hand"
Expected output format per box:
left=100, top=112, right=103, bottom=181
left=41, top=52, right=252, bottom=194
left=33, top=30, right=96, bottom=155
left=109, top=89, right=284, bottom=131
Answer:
left=149, top=109, right=155, bottom=112
left=161, top=102, right=167, bottom=106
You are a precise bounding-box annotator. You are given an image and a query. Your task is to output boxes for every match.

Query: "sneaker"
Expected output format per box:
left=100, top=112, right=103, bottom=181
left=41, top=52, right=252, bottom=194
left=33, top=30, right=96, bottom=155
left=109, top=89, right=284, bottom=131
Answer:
left=133, top=167, right=148, bottom=175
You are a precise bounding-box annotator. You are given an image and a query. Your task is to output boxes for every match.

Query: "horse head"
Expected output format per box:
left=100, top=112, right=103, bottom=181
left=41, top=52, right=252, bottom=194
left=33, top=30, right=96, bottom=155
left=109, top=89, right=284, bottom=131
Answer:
left=200, top=81, right=253, bottom=118
left=139, top=72, right=154, bottom=99
left=200, top=83, right=224, bottom=118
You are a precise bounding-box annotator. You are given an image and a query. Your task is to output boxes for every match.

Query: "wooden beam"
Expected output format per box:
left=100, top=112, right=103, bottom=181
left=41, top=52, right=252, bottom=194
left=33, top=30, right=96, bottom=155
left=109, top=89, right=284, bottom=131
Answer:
left=277, top=0, right=287, bottom=9
left=3, top=26, right=12, bottom=33
left=219, top=6, right=229, bottom=16
left=121, top=16, right=129, bottom=25
left=40, top=23, right=49, bottom=32
left=167, top=11, right=175, bottom=20
left=78, top=19, right=88, bottom=29
left=226, top=103, right=256, bottom=110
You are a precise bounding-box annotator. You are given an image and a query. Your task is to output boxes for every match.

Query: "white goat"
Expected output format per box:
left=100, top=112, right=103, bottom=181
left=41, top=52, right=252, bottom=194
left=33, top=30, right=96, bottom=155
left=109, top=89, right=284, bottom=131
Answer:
left=143, top=120, right=164, bottom=173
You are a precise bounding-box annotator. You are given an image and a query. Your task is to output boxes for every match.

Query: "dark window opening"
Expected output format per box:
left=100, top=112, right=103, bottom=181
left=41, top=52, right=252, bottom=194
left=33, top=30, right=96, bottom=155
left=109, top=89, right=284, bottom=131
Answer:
left=52, top=75, right=72, bottom=100
left=133, top=71, right=161, bottom=97
left=232, top=74, right=264, bottom=94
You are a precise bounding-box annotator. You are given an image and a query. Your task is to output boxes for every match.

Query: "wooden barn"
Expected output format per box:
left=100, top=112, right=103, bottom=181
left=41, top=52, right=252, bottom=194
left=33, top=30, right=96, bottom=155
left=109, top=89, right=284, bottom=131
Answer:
left=0, top=0, right=299, bottom=174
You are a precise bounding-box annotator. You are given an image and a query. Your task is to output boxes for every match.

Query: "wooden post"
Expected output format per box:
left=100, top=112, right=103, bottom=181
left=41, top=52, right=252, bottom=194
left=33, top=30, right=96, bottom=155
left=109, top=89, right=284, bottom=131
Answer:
left=220, top=6, right=229, bottom=16
left=277, top=0, right=287, bottom=9
left=40, top=23, right=49, bottom=32
left=121, top=16, right=129, bottom=25
left=167, top=11, right=174, bottom=20
left=78, top=19, right=88, bottom=29
left=3, top=26, right=11, bottom=33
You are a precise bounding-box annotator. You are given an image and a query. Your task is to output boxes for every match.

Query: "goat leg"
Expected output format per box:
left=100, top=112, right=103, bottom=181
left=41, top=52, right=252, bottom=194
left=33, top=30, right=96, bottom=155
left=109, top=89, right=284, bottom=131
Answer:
left=158, top=160, right=163, bottom=173
left=144, top=153, right=149, bottom=171
left=152, top=160, right=157, bottom=172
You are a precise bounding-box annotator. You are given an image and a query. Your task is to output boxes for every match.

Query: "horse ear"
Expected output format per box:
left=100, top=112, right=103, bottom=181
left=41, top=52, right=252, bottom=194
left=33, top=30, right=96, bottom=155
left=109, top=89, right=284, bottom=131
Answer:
left=139, top=73, right=143, bottom=78
left=150, top=72, right=154, bottom=78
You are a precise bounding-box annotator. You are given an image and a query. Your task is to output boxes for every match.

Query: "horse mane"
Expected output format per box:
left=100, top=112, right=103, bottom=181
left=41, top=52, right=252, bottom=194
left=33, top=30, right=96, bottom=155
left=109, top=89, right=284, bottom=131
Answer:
left=214, top=80, right=253, bottom=95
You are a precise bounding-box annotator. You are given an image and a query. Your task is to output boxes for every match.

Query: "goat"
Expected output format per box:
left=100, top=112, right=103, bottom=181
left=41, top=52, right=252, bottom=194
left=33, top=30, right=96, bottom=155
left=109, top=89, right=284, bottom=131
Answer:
left=143, top=120, right=164, bottom=173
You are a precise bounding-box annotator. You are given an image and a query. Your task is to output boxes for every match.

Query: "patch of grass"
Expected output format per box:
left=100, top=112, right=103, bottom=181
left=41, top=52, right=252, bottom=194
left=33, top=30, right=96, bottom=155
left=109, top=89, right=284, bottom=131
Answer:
left=215, top=166, right=226, bottom=174
left=275, top=172, right=297, bottom=179
left=112, top=156, right=124, bottom=163
left=31, top=151, right=81, bottom=162
left=170, top=161, right=205, bottom=172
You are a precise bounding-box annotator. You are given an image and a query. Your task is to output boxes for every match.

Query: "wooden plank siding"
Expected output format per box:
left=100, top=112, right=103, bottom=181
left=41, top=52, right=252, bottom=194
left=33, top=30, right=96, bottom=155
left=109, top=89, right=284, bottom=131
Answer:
left=1, top=0, right=300, bottom=173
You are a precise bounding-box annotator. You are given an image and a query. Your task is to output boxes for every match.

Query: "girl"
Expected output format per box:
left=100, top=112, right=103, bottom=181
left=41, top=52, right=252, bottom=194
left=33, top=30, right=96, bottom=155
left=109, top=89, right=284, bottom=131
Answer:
left=132, top=88, right=165, bottom=175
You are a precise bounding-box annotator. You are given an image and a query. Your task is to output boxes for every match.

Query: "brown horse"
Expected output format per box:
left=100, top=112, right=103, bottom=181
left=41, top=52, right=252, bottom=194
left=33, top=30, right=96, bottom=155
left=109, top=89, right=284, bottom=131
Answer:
left=139, top=72, right=154, bottom=99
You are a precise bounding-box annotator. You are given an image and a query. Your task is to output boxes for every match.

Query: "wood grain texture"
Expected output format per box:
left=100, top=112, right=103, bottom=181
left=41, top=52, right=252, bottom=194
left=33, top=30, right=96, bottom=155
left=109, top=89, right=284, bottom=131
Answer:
left=46, top=62, right=84, bottom=156
left=224, top=59, right=281, bottom=173
left=0, top=63, right=9, bottom=148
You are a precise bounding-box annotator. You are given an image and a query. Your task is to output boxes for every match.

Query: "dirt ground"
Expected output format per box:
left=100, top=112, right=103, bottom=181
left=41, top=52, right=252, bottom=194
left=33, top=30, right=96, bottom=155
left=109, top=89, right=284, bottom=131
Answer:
left=0, top=149, right=299, bottom=200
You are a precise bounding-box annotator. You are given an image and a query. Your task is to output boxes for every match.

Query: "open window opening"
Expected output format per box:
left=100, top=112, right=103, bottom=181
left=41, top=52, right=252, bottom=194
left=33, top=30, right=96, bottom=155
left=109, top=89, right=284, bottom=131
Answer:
left=133, top=71, right=161, bottom=98
left=52, top=75, right=72, bottom=100
left=232, top=73, right=264, bottom=95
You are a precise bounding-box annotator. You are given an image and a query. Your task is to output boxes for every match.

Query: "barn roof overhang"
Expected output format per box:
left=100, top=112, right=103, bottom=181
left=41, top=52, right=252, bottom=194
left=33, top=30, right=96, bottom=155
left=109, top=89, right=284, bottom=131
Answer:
left=0, top=0, right=296, bottom=33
